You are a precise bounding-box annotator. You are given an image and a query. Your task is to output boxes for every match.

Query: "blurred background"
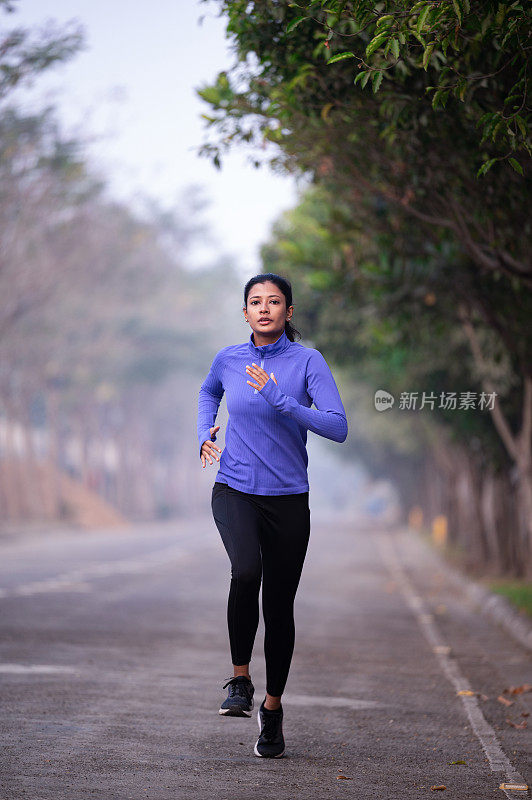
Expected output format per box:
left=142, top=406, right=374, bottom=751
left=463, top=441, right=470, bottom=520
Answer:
left=1, top=0, right=530, bottom=584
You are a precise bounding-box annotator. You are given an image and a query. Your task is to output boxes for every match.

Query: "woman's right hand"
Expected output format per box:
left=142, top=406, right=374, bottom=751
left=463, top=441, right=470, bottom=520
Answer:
left=200, top=425, right=222, bottom=468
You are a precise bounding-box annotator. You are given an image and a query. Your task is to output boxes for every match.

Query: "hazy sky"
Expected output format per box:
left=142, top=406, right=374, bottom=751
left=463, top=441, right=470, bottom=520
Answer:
left=9, top=0, right=300, bottom=275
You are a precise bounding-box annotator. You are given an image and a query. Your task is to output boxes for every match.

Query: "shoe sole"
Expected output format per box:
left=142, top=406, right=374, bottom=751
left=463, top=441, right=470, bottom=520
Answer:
left=253, top=709, right=285, bottom=758
left=218, top=707, right=253, bottom=717
left=218, top=697, right=254, bottom=717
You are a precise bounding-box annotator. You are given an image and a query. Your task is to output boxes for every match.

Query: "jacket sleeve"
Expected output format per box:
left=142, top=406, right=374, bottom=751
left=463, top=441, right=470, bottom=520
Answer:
left=258, top=349, right=348, bottom=443
left=197, top=350, right=225, bottom=457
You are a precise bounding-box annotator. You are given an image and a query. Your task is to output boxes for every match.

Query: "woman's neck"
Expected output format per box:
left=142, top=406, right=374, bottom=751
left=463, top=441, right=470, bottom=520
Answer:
left=252, top=329, right=283, bottom=347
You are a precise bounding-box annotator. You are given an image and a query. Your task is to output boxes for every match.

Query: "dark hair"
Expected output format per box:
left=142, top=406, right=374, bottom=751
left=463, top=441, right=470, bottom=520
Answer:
left=243, top=273, right=302, bottom=342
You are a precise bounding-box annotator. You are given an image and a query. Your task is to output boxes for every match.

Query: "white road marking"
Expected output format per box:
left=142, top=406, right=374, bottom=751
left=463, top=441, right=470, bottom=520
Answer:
left=15, top=580, right=92, bottom=595
left=0, top=537, right=212, bottom=599
left=283, top=693, right=381, bottom=710
left=0, top=664, right=77, bottom=674
left=376, top=532, right=528, bottom=800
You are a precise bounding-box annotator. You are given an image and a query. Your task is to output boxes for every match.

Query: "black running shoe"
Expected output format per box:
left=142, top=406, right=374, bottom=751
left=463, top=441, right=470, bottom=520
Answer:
left=254, top=699, right=285, bottom=758
left=219, top=676, right=255, bottom=717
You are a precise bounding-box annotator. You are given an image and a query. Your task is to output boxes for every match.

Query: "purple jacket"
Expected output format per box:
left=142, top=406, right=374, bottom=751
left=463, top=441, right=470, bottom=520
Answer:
left=197, top=329, right=348, bottom=495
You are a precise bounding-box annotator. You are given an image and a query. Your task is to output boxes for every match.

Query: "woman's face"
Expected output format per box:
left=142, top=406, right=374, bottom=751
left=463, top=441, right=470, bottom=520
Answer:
left=244, top=280, right=293, bottom=338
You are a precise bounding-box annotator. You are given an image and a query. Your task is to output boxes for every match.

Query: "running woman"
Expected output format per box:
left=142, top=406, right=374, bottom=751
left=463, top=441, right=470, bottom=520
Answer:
left=197, top=273, right=348, bottom=758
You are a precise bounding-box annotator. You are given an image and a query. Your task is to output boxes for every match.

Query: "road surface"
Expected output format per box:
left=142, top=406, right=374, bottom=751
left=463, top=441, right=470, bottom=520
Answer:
left=0, top=510, right=530, bottom=799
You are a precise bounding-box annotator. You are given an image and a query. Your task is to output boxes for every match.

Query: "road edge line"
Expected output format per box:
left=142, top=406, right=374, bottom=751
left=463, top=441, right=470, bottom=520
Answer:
left=401, top=526, right=532, bottom=653
left=376, top=531, right=529, bottom=799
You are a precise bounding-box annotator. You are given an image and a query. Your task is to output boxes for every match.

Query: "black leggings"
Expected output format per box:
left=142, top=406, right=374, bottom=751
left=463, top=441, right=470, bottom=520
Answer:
left=211, top=481, right=311, bottom=697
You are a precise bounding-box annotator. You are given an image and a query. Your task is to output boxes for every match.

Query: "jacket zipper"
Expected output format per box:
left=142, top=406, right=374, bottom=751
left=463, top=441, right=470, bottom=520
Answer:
left=254, top=356, right=265, bottom=394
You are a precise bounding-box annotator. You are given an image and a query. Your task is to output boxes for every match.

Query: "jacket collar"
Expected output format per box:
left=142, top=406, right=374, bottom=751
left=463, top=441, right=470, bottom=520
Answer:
left=248, top=328, right=291, bottom=358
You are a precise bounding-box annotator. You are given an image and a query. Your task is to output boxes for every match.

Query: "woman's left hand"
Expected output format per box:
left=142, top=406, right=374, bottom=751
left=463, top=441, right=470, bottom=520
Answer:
left=246, top=363, right=277, bottom=391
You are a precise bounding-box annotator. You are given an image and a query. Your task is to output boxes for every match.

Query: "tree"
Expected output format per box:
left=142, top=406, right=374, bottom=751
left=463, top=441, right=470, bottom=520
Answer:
left=0, top=105, right=241, bottom=523
left=0, top=1, right=83, bottom=102
left=197, top=1, right=531, bottom=285
left=261, top=183, right=532, bottom=573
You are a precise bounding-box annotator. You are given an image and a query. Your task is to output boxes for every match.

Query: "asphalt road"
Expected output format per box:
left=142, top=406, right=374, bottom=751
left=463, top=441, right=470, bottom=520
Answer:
left=0, top=510, right=530, bottom=800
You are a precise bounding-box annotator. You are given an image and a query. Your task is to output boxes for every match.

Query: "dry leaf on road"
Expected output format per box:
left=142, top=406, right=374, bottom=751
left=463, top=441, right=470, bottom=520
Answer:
left=505, top=718, right=528, bottom=729
left=457, top=689, right=488, bottom=700
left=504, top=684, right=532, bottom=695
left=498, top=695, right=514, bottom=706
left=499, top=783, right=529, bottom=791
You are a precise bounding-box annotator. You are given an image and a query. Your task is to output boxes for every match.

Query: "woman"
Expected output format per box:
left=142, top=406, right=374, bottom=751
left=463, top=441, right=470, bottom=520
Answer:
left=197, top=273, right=348, bottom=758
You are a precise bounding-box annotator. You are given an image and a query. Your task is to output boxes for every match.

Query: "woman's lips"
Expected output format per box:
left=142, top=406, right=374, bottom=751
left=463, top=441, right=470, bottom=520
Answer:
left=259, top=319, right=272, bottom=324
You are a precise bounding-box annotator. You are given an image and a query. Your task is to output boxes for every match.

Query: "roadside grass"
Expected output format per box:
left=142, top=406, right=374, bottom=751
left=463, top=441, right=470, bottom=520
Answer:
left=414, top=525, right=532, bottom=619
left=485, top=581, right=532, bottom=619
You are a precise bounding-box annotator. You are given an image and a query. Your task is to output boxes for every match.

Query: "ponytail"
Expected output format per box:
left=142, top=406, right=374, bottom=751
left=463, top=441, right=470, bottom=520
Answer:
left=284, top=318, right=301, bottom=342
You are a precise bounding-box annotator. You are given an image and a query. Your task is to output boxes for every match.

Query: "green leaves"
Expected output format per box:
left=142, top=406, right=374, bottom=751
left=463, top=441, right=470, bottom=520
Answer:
left=372, top=70, right=384, bottom=92
left=514, top=114, right=526, bottom=139
left=476, top=157, right=497, bottom=177
left=354, top=69, right=371, bottom=89
left=196, top=71, right=235, bottom=112
left=422, top=42, right=435, bottom=70
left=376, top=15, right=395, bottom=28
left=431, top=88, right=450, bottom=109
left=416, top=5, right=432, bottom=35
left=286, top=15, right=308, bottom=34
left=366, top=31, right=390, bottom=58
left=475, top=153, right=522, bottom=178
left=197, top=86, right=221, bottom=106
left=197, top=0, right=531, bottom=179
left=389, top=37, right=400, bottom=60
left=327, top=51, right=356, bottom=64
left=308, top=269, right=335, bottom=290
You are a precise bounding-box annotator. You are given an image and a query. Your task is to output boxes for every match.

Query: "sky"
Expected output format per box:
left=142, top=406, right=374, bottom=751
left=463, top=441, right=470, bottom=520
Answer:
left=8, top=0, right=300, bottom=276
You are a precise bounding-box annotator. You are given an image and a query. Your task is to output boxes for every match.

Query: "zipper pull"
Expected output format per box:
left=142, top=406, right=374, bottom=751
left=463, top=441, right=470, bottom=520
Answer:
left=254, top=356, right=265, bottom=394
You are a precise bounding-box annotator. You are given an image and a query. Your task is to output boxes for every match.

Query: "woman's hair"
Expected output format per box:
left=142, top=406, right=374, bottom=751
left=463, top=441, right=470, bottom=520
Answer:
left=243, top=272, right=302, bottom=342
